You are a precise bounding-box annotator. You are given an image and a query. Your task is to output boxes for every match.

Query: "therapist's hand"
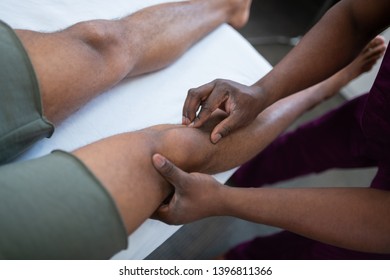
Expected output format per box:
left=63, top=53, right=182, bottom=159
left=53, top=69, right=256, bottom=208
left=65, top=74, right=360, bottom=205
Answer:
left=182, top=79, right=265, bottom=143
left=152, top=153, right=225, bottom=225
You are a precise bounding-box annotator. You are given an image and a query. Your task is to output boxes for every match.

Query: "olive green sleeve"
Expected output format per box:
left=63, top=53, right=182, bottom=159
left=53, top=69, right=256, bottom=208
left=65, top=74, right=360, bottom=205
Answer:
left=0, top=20, right=54, bottom=164
left=0, top=151, right=128, bottom=259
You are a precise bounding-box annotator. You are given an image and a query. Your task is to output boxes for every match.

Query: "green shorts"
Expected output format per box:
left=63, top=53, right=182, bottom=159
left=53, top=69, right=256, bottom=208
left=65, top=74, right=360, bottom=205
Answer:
left=0, top=20, right=54, bottom=164
left=0, top=21, right=127, bottom=259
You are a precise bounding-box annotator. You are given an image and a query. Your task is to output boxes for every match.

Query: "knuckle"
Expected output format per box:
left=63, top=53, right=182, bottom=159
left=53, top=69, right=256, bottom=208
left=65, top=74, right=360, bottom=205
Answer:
left=219, top=125, right=232, bottom=137
left=215, top=79, right=229, bottom=89
left=213, top=78, right=224, bottom=84
left=162, top=161, right=176, bottom=177
left=187, top=88, right=198, bottom=98
left=200, top=102, right=212, bottom=113
left=215, top=80, right=236, bottom=97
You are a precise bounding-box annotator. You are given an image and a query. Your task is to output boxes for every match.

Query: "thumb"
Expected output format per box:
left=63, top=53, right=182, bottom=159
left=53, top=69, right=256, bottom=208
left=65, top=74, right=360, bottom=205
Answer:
left=150, top=203, right=173, bottom=224
left=152, top=154, right=186, bottom=186
left=210, top=114, right=240, bottom=144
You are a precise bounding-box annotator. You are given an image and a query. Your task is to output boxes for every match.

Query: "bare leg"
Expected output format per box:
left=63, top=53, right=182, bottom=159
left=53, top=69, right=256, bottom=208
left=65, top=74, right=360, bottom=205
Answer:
left=69, top=89, right=322, bottom=234
left=14, top=0, right=252, bottom=124
left=72, top=37, right=385, bottom=235
left=315, top=35, right=386, bottom=100
left=72, top=91, right=322, bottom=234
left=147, top=38, right=390, bottom=255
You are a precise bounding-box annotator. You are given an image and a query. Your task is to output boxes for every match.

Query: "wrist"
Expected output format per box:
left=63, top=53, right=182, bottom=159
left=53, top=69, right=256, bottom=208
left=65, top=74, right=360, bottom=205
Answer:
left=216, top=184, right=243, bottom=217
left=250, top=84, right=272, bottom=114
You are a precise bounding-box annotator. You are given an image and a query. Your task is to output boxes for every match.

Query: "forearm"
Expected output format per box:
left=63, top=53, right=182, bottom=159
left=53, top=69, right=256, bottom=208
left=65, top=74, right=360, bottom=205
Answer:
left=221, top=186, right=390, bottom=253
left=254, top=0, right=390, bottom=106
left=71, top=85, right=325, bottom=235
left=156, top=86, right=326, bottom=173
left=195, top=86, right=330, bottom=173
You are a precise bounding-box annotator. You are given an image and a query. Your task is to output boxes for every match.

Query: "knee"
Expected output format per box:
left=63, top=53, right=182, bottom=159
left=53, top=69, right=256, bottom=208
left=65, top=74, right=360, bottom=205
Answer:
left=74, top=20, right=121, bottom=49
left=155, top=126, right=215, bottom=173
left=70, top=20, right=130, bottom=66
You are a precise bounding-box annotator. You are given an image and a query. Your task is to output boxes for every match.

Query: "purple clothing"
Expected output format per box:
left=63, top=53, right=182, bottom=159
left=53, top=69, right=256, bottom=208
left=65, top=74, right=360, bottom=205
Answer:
left=227, top=44, right=390, bottom=260
left=226, top=231, right=390, bottom=260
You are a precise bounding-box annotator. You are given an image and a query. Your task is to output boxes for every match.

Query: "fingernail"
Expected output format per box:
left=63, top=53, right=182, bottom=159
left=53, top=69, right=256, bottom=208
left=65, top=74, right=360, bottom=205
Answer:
left=153, top=154, right=166, bottom=168
left=182, top=116, right=190, bottom=125
left=189, top=117, right=200, bottom=127
left=212, top=133, right=222, bottom=144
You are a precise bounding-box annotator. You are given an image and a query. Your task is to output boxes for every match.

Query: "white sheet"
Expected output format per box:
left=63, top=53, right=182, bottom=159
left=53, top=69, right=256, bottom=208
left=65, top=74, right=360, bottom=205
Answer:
left=0, top=0, right=272, bottom=259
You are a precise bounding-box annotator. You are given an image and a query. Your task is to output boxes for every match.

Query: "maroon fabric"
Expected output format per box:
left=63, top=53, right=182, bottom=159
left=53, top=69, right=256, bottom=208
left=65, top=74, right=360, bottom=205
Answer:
left=232, top=93, right=376, bottom=188
left=227, top=44, right=390, bottom=260
left=225, top=231, right=390, bottom=260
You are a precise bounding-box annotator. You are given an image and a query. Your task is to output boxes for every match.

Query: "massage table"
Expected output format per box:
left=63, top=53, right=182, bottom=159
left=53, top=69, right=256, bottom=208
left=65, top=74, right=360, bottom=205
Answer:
left=0, top=0, right=272, bottom=259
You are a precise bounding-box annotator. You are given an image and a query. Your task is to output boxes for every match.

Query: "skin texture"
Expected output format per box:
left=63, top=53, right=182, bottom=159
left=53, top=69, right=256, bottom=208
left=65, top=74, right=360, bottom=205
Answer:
left=73, top=35, right=385, bottom=236
left=150, top=38, right=390, bottom=254
left=9, top=0, right=388, bottom=254
left=11, top=0, right=253, bottom=238
left=13, top=0, right=254, bottom=236
left=15, top=0, right=252, bottom=125
left=181, top=0, right=390, bottom=143
left=152, top=159, right=390, bottom=254
left=73, top=54, right=353, bottom=235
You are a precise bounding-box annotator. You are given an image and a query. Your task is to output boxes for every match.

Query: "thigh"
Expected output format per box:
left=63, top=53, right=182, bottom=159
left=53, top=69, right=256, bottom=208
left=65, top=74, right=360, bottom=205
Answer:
left=0, top=21, right=53, bottom=163
left=15, top=20, right=132, bottom=124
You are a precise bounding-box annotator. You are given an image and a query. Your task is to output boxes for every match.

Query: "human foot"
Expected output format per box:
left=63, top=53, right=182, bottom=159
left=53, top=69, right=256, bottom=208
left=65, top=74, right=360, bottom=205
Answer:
left=227, top=0, right=252, bottom=29
left=339, top=35, right=387, bottom=83
left=317, top=35, right=387, bottom=101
